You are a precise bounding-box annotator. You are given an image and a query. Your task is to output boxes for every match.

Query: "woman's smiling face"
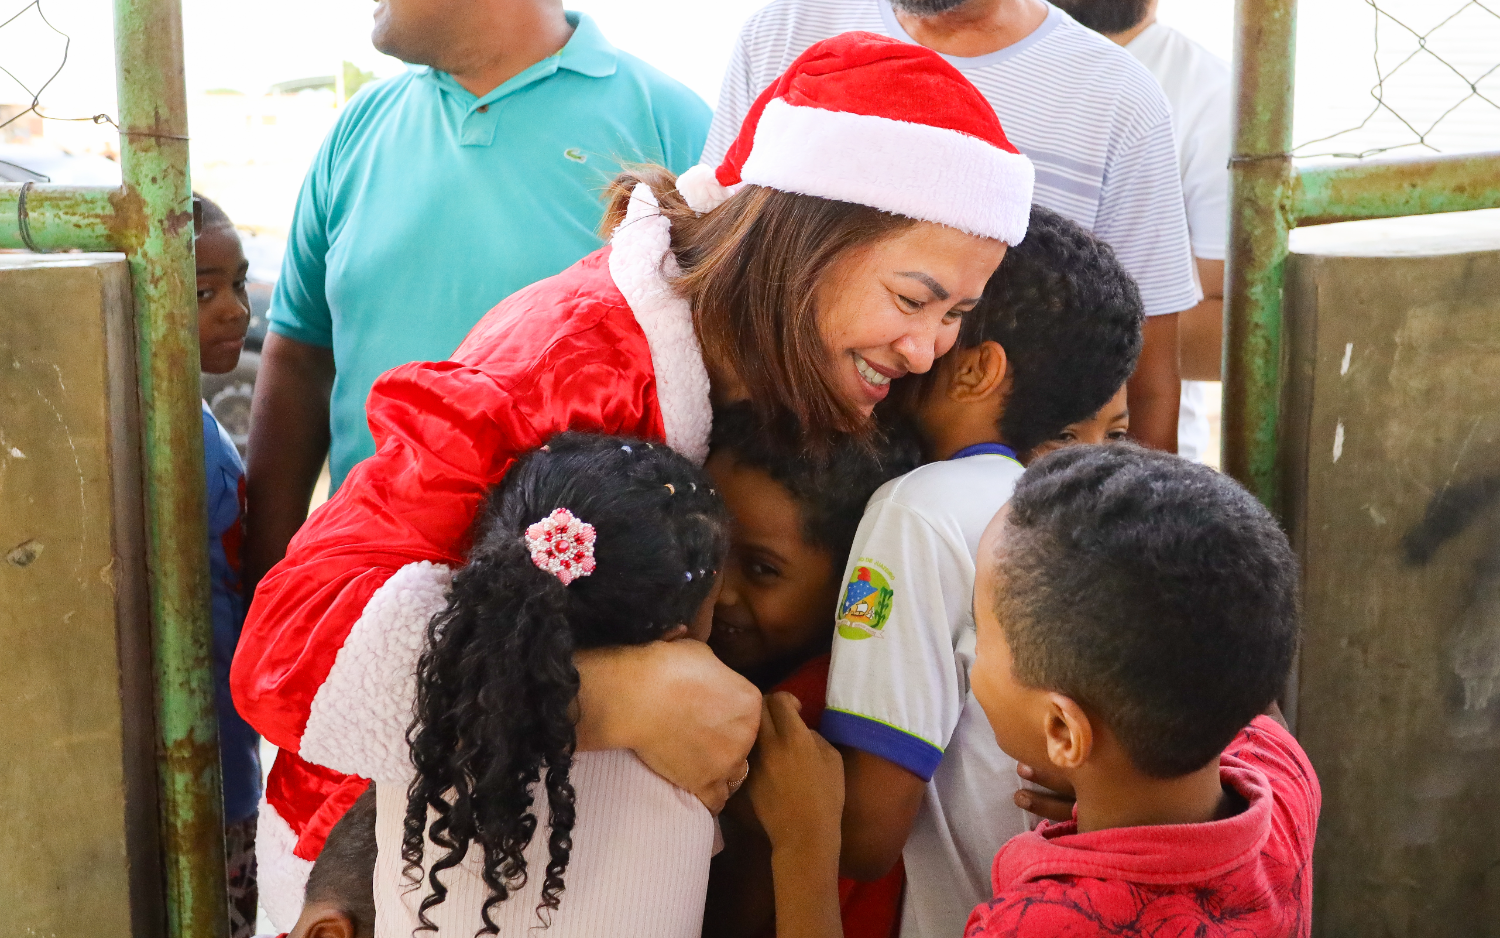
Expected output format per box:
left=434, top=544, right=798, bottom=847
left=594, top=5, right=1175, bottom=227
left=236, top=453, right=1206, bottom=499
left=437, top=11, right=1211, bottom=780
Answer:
left=816, top=222, right=1006, bottom=416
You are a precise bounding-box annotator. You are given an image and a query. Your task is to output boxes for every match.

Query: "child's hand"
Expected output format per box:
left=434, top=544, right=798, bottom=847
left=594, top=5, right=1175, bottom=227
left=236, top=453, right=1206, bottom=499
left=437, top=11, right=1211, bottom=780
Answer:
left=1014, top=763, right=1077, bottom=823
left=746, top=692, right=845, bottom=854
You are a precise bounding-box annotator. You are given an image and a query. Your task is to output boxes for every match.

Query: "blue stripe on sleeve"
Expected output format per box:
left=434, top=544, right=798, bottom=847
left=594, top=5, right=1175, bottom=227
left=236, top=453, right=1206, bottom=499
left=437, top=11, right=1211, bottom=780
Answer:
left=821, top=709, right=944, bottom=782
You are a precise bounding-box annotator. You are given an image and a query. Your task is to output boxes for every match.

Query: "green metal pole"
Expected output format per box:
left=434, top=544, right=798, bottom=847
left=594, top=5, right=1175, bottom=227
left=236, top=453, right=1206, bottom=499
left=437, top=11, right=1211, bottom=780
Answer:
left=1296, top=151, right=1500, bottom=226
left=115, top=0, right=229, bottom=934
left=0, top=184, right=120, bottom=252
left=1225, top=0, right=1298, bottom=514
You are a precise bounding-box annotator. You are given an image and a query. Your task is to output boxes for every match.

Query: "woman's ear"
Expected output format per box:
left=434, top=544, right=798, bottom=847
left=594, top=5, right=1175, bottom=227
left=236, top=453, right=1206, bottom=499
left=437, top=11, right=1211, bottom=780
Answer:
left=1041, top=692, right=1093, bottom=772
left=658, top=624, right=691, bottom=642
left=947, top=340, right=1009, bottom=403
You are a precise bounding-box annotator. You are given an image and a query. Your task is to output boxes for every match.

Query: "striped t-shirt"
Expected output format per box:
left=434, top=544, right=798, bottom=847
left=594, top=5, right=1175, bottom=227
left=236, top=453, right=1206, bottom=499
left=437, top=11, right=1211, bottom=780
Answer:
left=703, top=0, right=1200, bottom=318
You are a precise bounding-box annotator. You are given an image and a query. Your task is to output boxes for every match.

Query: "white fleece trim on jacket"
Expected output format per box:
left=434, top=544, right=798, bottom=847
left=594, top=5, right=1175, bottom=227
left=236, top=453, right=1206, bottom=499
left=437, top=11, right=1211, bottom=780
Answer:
left=607, top=184, right=714, bottom=465
left=257, top=797, right=314, bottom=931
left=300, top=561, right=454, bottom=783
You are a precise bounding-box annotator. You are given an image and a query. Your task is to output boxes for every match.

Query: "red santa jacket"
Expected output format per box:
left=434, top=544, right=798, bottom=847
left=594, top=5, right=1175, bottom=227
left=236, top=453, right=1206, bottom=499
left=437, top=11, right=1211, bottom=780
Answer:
left=232, top=187, right=714, bottom=928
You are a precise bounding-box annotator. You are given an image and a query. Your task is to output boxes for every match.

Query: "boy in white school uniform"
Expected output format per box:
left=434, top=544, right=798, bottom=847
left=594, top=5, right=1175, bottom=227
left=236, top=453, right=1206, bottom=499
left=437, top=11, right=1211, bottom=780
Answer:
left=821, top=207, right=1145, bottom=938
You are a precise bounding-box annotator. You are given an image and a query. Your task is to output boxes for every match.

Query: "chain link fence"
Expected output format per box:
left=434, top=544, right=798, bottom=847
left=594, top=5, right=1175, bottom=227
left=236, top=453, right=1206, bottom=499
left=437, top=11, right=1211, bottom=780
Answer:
left=1295, top=0, right=1500, bottom=158
left=0, top=0, right=120, bottom=181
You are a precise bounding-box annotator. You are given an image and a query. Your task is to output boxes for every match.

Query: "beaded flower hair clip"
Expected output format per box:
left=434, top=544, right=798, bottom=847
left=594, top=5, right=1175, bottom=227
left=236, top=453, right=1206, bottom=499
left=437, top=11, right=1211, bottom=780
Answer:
left=524, top=508, right=597, bottom=586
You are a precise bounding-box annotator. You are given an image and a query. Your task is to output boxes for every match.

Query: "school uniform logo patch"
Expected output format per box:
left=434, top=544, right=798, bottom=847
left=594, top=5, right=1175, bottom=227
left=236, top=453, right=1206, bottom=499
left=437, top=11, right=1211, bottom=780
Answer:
left=837, top=561, right=894, bottom=640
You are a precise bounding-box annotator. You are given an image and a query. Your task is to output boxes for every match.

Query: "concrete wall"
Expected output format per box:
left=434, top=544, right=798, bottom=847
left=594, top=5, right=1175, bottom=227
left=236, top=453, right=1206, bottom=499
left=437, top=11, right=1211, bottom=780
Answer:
left=0, top=254, right=164, bottom=936
left=1283, top=210, right=1500, bottom=937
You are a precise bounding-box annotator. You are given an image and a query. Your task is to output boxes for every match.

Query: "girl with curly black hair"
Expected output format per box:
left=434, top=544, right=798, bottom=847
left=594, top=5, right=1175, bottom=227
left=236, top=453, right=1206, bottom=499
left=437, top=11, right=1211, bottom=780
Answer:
left=358, top=433, right=731, bottom=938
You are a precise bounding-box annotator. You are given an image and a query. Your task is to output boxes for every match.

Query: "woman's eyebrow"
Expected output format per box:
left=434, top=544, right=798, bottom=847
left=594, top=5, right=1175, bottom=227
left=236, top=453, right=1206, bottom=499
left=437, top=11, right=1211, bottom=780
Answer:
left=895, top=271, right=949, bottom=301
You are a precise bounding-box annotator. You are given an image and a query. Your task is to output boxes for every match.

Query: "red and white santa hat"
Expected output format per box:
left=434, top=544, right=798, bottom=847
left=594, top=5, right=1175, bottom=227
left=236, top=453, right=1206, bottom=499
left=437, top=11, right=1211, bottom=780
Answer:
left=678, top=32, right=1034, bottom=244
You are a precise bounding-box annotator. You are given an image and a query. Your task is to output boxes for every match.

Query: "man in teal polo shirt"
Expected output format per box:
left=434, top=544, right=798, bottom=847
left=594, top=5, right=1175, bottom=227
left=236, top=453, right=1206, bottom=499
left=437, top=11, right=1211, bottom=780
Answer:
left=245, top=1, right=710, bottom=589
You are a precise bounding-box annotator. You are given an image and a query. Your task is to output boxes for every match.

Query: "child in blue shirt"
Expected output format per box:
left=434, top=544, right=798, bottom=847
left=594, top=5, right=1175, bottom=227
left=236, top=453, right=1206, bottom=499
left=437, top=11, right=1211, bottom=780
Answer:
left=196, top=194, right=259, bottom=937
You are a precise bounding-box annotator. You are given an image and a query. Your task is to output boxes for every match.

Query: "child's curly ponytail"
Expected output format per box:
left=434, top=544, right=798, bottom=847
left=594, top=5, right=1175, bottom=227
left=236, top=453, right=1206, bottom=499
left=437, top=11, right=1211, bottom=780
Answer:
left=403, top=433, right=730, bottom=932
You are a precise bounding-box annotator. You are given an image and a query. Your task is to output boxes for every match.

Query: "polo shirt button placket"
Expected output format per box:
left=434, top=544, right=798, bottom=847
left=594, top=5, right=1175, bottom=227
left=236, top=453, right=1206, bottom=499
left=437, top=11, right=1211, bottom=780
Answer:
left=462, top=102, right=499, bottom=147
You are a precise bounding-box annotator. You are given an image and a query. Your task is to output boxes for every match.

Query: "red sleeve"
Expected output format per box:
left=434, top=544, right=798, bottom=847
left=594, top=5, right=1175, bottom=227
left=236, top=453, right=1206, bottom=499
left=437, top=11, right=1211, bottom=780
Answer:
left=232, top=342, right=659, bottom=752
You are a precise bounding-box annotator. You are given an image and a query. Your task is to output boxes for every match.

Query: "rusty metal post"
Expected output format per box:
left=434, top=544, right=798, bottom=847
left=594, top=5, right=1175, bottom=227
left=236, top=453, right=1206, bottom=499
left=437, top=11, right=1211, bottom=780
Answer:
left=1296, top=150, right=1500, bottom=225
left=115, top=0, right=229, bottom=934
left=0, top=184, right=119, bottom=251
left=1225, top=0, right=1298, bottom=513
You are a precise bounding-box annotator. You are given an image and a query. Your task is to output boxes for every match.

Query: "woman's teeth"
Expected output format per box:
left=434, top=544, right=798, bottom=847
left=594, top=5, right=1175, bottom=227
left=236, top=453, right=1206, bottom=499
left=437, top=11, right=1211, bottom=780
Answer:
left=855, top=354, right=891, bottom=387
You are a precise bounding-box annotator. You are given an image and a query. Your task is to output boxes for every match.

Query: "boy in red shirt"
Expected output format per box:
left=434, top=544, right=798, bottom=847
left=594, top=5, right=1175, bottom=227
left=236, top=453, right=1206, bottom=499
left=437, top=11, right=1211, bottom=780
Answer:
left=966, top=444, right=1318, bottom=938
left=748, top=444, right=1318, bottom=938
left=703, top=403, right=921, bottom=938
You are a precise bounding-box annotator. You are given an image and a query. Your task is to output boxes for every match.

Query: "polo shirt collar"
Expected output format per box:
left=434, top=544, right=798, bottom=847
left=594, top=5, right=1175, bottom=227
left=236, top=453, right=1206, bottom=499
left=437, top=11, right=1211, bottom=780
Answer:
left=557, top=12, right=619, bottom=78
left=409, top=11, right=617, bottom=103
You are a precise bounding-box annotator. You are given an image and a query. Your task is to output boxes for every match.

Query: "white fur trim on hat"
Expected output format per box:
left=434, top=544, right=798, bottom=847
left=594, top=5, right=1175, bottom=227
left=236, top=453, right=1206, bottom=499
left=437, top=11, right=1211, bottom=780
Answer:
left=677, top=163, right=733, bottom=214
left=740, top=98, right=1034, bottom=243
left=300, top=561, right=454, bottom=784
left=607, top=184, right=713, bottom=464
left=257, top=797, right=314, bottom=930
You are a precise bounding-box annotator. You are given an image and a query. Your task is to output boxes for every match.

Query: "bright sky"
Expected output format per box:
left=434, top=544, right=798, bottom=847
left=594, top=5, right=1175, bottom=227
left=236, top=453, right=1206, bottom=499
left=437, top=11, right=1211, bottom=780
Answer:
left=2, top=0, right=1495, bottom=159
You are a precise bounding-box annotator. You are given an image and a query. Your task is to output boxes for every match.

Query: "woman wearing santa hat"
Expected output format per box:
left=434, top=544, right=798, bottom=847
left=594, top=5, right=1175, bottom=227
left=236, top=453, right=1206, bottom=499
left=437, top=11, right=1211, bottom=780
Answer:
left=232, top=31, right=1034, bottom=930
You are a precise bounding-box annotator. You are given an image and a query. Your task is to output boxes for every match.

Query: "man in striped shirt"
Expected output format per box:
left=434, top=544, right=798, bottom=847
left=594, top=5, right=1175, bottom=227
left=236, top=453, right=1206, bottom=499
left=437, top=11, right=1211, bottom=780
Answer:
left=703, top=0, right=1198, bottom=453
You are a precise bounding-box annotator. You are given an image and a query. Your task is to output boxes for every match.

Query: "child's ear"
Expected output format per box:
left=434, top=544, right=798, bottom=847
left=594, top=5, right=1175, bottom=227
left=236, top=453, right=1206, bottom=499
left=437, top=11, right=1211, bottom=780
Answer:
left=297, top=909, right=357, bottom=938
left=1041, top=692, right=1093, bottom=771
left=946, top=340, right=1009, bottom=403
left=659, top=624, right=691, bottom=642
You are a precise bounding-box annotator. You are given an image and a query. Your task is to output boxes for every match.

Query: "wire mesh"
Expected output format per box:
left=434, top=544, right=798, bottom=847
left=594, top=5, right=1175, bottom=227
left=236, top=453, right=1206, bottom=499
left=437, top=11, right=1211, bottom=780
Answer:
left=0, top=0, right=118, bottom=180
left=1295, top=0, right=1500, bottom=158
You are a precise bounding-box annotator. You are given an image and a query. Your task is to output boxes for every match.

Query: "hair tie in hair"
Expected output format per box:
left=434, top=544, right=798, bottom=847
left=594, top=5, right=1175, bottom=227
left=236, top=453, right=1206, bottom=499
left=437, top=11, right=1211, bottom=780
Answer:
left=525, top=508, right=598, bottom=586
left=664, top=483, right=676, bottom=495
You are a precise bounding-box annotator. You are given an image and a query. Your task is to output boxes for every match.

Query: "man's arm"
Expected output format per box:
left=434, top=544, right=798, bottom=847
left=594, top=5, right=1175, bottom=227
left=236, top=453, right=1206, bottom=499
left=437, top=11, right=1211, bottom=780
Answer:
left=1126, top=312, right=1182, bottom=452
left=1091, top=93, right=1198, bottom=453
left=838, top=748, right=925, bottom=881
left=244, top=332, right=335, bottom=594
left=1179, top=258, right=1225, bottom=382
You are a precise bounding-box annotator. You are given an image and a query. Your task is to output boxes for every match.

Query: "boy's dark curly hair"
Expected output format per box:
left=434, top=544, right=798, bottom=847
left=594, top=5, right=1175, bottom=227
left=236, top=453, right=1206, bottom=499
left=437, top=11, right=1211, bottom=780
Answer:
left=944, top=205, right=1145, bottom=455
left=403, top=433, right=729, bottom=933
left=995, top=444, right=1300, bottom=777
left=708, top=402, right=923, bottom=569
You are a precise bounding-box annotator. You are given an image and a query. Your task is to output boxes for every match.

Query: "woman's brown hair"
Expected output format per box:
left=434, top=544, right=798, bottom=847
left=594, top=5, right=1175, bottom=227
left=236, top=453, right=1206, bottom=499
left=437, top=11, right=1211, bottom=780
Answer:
left=601, top=165, right=917, bottom=444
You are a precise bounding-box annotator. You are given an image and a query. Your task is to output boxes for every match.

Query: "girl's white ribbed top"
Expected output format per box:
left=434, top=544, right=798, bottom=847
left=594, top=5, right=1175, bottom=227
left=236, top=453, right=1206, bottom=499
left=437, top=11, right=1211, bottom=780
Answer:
left=373, top=750, right=716, bottom=937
